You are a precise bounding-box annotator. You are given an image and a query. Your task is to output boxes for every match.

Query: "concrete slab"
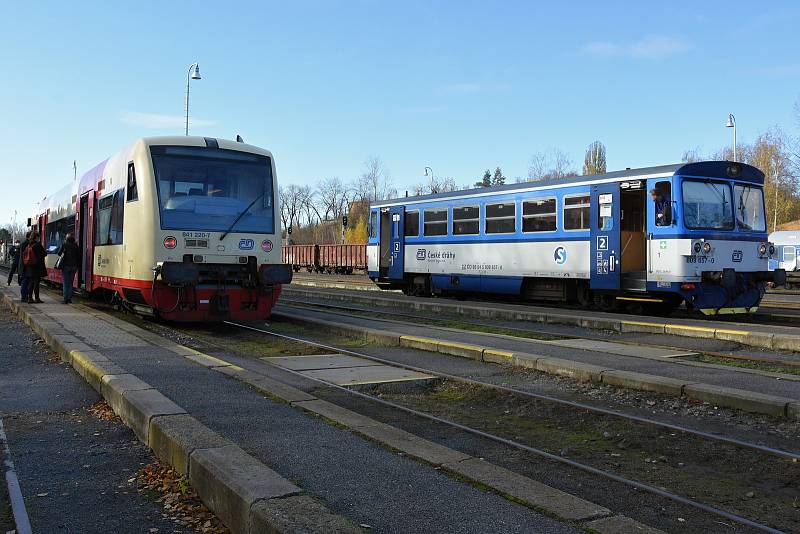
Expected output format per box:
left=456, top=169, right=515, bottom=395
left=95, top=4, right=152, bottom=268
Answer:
left=149, top=414, right=233, bottom=476
left=294, top=399, right=384, bottom=429
left=585, top=515, right=666, bottom=534
left=600, top=370, right=691, bottom=396
left=264, top=354, right=383, bottom=371
left=301, top=364, right=435, bottom=386
left=443, top=458, right=609, bottom=521
left=115, top=388, right=187, bottom=443
left=356, top=422, right=472, bottom=465
left=546, top=338, right=694, bottom=359
left=683, top=383, right=792, bottom=417
left=250, top=495, right=361, bottom=534
left=189, top=445, right=300, bottom=534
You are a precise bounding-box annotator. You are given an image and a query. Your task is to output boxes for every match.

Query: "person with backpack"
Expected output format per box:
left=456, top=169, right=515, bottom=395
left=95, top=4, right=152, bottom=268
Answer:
left=57, top=233, right=80, bottom=304
left=7, top=239, right=21, bottom=286
left=22, top=232, right=45, bottom=303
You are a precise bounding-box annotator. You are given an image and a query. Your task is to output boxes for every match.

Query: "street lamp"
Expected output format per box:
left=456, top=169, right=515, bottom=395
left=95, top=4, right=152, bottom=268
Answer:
left=185, top=63, right=202, bottom=136
left=725, top=113, right=736, bottom=162
left=424, top=166, right=433, bottom=178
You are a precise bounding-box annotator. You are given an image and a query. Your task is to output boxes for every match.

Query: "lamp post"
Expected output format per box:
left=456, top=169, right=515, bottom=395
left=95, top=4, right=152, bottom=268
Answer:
left=185, top=63, right=202, bottom=136
left=725, top=113, right=736, bottom=162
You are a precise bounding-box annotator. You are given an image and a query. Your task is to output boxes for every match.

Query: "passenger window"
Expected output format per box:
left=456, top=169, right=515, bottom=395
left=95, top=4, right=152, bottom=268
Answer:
left=127, top=162, right=138, bottom=202
left=423, top=209, right=448, bottom=236
left=522, top=198, right=556, bottom=232
left=652, top=181, right=672, bottom=226
left=453, top=205, right=479, bottom=235
left=784, top=247, right=796, bottom=263
left=485, top=203, right=516, bottom=234
left=404, top=210, right=419, bottom=237
left=369, top=211, right=378, bottom=239
left=563, top=195, right=590, bottom=230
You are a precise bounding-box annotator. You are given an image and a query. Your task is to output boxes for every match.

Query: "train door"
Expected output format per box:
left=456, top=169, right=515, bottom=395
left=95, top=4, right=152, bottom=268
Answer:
left=388, top=206, right=405, bottom=280
left=78, top=191, right=95, bottom=290
left=379, top=208, right=391, bottom=277
left=590, top=182, right=621, bottom=290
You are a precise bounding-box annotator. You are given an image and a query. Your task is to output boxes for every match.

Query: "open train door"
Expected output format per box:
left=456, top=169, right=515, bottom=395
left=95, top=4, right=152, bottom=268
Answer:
left=77, top=191, right=95, bottom=291
left=388, top=206, right=405, bottom=281
left=590, top=182, right=621, bottom=290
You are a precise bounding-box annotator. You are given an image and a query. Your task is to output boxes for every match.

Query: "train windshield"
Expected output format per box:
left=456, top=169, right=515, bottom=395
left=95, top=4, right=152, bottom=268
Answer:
left=734, top=184, right=766, bottom=231
left=151, top=146, right=275, bottom=233
left=681, top=180, right=734, bottom=230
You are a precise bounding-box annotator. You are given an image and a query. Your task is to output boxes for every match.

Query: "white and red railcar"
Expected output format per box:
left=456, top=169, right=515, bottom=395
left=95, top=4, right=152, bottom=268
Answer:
left=32, top=136, right=291, bottom=321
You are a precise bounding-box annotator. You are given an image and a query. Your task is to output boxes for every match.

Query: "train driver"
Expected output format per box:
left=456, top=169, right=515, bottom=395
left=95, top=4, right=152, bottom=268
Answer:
left=650, top=188, right=671, bottom=226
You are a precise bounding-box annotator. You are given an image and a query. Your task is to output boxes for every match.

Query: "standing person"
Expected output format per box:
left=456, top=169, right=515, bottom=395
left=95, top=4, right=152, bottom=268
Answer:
left=57, top=233, right=80, bottom=304
left=18, top=232, right=31, bottom=302
left=7, top=239, right=21, bottom=285
left=22, top=232, right=45, bottom=303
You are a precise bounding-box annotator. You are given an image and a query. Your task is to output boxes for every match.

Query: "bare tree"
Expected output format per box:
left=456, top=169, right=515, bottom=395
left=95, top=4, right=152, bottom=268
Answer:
left=681, top=146, right=704, bottom=163
left=413, top=175, right=458, bottom=195
left=316, top=177, right=351, bottom=220
left=527, top=149, right=575, bottom=181
left=278, top=185, right=304, bottom=233
left=357, top=156, right=395, bottom=201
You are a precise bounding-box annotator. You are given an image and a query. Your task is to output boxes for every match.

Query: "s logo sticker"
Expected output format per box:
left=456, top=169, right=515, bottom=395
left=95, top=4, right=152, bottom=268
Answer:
left=554, top=246, right=567, bottom=265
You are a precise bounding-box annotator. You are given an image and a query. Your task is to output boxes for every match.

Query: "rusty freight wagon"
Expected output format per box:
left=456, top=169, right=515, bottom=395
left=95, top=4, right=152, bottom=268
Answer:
left=282, top=244, right=367, bottom=274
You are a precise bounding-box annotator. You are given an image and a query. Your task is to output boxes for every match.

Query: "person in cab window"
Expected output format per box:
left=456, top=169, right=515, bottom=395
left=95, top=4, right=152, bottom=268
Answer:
left=651, top=189, right=671, bottom=226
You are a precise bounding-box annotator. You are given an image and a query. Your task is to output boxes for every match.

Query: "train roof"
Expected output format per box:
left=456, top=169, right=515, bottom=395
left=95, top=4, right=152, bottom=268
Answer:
left=372, top=160, right=764, bottom=208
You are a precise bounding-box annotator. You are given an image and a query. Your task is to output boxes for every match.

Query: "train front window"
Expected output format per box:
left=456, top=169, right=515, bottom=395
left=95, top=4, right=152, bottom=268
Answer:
left=151, top=146, right=275, bottom=233
left=681, top=180, right=734, bottom=230
left=734, top=184, right=766, bottom=232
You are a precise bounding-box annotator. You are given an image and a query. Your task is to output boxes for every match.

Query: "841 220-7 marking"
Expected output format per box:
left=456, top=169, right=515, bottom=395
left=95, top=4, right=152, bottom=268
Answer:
left=182, top=231, right=211, bottom=238
left=685, top=255, right=714, bottom=264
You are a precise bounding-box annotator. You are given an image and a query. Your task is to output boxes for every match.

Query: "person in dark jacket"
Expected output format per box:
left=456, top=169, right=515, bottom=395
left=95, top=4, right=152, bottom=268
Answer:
left=23, top=232, right=45, bottom=303
left=57, top=233, right=80, bottom=304
left=18, top=232, right=31, bottom=302
left=7, top=239, right=20, bottom=285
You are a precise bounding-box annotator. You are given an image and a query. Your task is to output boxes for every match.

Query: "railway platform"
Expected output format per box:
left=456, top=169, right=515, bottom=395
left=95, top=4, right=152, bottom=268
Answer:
left=0, top=285, right=635, bottom=534
left=277, top=303, right=800, bottom=420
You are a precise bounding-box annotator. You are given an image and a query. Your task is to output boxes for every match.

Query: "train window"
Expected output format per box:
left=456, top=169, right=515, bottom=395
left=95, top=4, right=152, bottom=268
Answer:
left=45, top=216, right=75, bottom=252
left=563, top=195, right=590, bottom=230
left=95, top=189, right=124, bottom=246
left=404, top=210, right=419, bottom=237
left=784, top=247, right=796, bottom=264
left=369, top=211, right=378, bottom=239
left=423, top=208, right=448, bottom=236
left=485, top=202, right=516, bottom=234
left=682, top=180, right=733, bottom=230
left=522, top=198, right=556, bottom=232
left=734, top=184, right=766, bottom=232
left=453, top=205, right=479, bottom=235
left=652, top=181, right=671, bottom=226
left=126, top=162, right=138, bottom=202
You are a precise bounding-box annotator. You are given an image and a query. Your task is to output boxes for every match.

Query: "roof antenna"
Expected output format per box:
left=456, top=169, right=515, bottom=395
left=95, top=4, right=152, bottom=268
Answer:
left=236, top=134, right=244, bottom=143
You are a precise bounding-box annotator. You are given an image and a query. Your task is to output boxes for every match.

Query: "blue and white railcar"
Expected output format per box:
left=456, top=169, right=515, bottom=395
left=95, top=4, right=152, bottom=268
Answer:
left=769, top=230, right=800, bottom=288
left=367, top=161, right=785, bottom=315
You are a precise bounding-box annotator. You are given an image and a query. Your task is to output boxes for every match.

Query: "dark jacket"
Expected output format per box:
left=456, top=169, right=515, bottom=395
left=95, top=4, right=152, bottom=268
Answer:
left=9, top=245, right=20, bottom=266
left=57, top=240, right=80, bottom=270
left=22, top=241, right=46, bottom=278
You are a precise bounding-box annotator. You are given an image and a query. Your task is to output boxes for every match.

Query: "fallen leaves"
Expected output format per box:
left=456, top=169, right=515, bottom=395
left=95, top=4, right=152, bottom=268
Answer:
left=88, top=400, right=119, bottom=422
left=136, top=462, right=229, bottom=534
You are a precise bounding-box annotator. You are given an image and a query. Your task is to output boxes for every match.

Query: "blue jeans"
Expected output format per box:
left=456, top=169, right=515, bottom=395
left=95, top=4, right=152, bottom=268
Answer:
left=62, top=267, right=75, bottom=303
left=20, top=275, right=28, bottom=301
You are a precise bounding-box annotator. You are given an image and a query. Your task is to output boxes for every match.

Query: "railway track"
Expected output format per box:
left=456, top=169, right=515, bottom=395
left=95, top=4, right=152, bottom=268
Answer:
left=224, top=319, right=795, bottom=533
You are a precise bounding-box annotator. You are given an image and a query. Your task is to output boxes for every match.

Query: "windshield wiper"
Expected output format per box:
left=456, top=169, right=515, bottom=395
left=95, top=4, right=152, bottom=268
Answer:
left=220, top=192, right=264, bottom=241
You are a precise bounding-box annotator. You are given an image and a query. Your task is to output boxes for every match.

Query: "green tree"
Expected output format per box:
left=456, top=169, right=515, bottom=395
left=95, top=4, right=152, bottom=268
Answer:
left=582, top=141, right=607, bottom=175
left=492, top=167, right=505, bottom=186
left=475, top=169, right=492, bottom=188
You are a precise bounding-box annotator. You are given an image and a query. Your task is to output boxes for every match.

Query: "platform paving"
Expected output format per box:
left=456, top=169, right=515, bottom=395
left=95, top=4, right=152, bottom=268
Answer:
left=0, top=286, right=580, bottom=534
left=282, top=306, right=800, bottom=400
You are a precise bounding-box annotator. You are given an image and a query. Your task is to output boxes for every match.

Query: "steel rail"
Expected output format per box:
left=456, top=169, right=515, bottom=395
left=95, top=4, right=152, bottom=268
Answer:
left=226, top=319, right=787, bottom=534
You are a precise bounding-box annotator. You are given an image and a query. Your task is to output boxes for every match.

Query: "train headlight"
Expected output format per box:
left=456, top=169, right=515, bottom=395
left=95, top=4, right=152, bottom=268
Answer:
left=769, top=244, right=776, bottom=256
left=693, top=242, right=702, bottom=254
left=758, top=243, right=768, bottom=256
left=702, top=242, right=712, bottom=254
left=163, top=236, right=177, bottom=249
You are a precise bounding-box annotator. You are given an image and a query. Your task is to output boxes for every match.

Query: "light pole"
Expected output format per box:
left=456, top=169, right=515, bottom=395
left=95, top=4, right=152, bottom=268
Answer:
left=725, top=113, right=736, bottom=162
left=185, top=63, right=202, bottom=136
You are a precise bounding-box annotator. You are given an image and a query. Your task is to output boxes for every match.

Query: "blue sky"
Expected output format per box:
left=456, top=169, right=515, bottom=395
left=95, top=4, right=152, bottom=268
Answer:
left=1, top=1, right=799, bottom=225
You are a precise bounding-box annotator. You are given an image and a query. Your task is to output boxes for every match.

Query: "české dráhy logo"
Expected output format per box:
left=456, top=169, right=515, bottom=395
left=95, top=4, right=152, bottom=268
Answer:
left=554, top=246, right=567, bottom=265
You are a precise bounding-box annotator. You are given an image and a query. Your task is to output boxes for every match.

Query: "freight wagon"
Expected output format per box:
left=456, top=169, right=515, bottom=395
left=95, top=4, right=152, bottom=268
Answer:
left=282, top=244, right=367, bottom=274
